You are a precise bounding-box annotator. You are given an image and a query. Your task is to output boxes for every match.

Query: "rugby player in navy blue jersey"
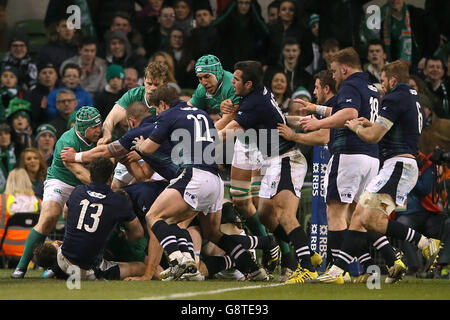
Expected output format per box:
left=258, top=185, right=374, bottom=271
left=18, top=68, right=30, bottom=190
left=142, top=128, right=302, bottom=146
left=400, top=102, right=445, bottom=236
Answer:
left=294, top=48, right=393, bottom=283
left=284, top=68, right=401, bottom=283
left=316, top=60, right=440, bottom=284
left=131, top=85, right=271, bottom=281
left=61, top=98, right=275, bottom=281
left=217, top=60, right=320, bottom=284
left=32, top=157, right=145, bottom=280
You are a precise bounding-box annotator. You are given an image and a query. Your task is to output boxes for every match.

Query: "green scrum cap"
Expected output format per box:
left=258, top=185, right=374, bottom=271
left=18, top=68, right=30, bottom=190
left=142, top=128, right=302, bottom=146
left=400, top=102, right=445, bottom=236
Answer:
left=195, top=54, right=224, bottom=83
left=75, top=106, right=102, bottom=136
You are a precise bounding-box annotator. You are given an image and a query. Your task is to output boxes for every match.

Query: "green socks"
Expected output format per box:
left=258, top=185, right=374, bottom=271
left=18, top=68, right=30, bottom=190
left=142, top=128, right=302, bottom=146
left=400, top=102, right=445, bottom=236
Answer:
left=17, top=229, right=46, bottom=270
left=244, top=211, right=268, bottom=237
left=279, top=240, right=292, bottom=255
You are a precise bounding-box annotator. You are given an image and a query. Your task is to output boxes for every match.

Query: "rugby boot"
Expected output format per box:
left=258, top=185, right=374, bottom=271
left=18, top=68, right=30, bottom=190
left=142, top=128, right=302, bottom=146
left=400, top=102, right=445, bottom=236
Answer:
left=385, top=259, right=407, bottom=284
left=311, top=252, right=323, bottom=268
left=11, top=267, right=26, bottom=279
left=247, top=267, right=271, bottom=281
left=161, top=256, right=197, bottom=281
left=263, top=235, right=280, bottom=273
left=285, top=267, right=318, bottom=284
left=279, top=267, right=293, bottom=282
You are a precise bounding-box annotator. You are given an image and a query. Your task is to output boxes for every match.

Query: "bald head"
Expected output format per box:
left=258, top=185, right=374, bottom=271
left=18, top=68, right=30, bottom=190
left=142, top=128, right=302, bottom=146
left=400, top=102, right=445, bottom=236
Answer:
left=126, top=101, right=152, bottom=128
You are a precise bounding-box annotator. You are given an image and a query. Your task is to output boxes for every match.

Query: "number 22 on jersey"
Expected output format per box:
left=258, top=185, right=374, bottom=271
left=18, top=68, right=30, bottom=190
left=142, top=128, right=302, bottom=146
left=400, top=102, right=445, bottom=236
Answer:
left=187, top=114, right=213, bottom=142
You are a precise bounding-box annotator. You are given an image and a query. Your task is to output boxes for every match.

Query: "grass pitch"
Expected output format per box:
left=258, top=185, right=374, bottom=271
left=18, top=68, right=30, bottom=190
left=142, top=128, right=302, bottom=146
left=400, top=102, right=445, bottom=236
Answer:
left=0, top=269, right=449, bottom=300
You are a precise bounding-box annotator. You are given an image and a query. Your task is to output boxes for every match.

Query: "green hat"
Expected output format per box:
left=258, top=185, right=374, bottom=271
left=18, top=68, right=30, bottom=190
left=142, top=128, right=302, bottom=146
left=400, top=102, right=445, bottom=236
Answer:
left=6, top=98, right=31, bottom=120
left=292, top=86, right=312, bottom=101
left=106, top=64, right=125, bottom=82
left=195, top=54, right=224, bottom=83
left=35, top=123, right=57, bottom=141
left=309, top=13, right=319, bottom=27
left=75, top=106, right=102, bottom=136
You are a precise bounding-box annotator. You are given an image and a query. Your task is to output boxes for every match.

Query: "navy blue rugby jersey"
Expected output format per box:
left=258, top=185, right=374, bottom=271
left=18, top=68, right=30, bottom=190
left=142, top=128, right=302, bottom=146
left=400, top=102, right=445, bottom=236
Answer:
left=119, top=115, right=182, bottom=181
left=378, top=83, right=424, bottom=162
left=234, top=86, right=295, bottom=158
left=325, top=95, right=338, bottom=152
left=62, top=183, right=136, bottom=269
left=123, top=180, right=169, bottom=215
left=149, top=100, right=219, bottom=175
left=332, top=72, right=380, bottom=158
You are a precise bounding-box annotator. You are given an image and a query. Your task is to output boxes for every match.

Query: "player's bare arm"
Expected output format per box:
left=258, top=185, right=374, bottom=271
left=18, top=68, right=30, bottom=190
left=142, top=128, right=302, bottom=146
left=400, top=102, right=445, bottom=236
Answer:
left=300, top=108, right=358, bottom=131
left=214, top=109, right=237, bottom=130
left=294, top=98, right=332, bottom=117
left=346, top=116, right=390, bottom=144
left=278, top=123, right=330, bottom=146
left=219, top=99, right=238, bottom=114
left=285, top=115, right=316, bottom=130
left=125, top=159, right=154, bottom=182
left=106, top=140, right=129, bottom=158
left=131, top=136, right=161, bottom=155
left=62, top=204, right=68, bottom=220
left=122, top=217, right=144, bottom=242
left=215, top=99, right=239, bottom=131
left=126, top=227, right=164, bottom=281
left=61, top=141, right=129, bottom=163
left=63, top=161, right=91, bottom=184
left=98, top=104, right=127, bottom=145
left=218, top=119, right=244, bottom=141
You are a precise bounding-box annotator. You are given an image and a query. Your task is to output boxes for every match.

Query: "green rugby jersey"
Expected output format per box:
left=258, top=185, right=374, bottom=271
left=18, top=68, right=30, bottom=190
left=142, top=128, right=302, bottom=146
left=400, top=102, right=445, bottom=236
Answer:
left=189, top=71, right=240, bottom=114
left=115, top=86, right=156, bottom=116
left=46, top=128, right=97, bottom=186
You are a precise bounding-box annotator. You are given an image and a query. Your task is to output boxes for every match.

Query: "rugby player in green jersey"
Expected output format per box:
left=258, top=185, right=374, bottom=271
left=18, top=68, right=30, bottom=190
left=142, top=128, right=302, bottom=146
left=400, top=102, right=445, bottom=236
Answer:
left=11, top=107, right=102, bottom=278
left=98, top=61, right=170, bottom=145
left=98, top=61, right=170, bottom=189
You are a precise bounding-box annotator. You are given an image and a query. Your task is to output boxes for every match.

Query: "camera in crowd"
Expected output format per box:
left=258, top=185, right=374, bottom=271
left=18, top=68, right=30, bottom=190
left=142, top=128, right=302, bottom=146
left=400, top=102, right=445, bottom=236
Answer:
left=430, top=147, right=450, bottom=165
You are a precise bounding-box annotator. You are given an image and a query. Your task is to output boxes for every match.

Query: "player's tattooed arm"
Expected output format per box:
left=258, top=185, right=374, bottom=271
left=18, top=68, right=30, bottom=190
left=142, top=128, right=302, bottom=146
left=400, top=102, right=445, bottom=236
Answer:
left=106, top=140, right=129, bottom=158
left=61, top=143, right=121, bottom=163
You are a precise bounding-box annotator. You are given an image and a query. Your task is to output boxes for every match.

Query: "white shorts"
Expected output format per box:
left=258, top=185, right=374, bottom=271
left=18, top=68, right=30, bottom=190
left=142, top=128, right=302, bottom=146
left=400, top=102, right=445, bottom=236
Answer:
left=57, top=247, right=119, bottom=280
left=365, top=157, right=418, bottom=207
left=231, top=139, right=264, bottom=171
left=169, top=167, right=224, bottom=215
left=43, top=179, right=75, bottom=208
left=259, top=148, right=307, bottom=199
left=113, top=161, right=140, bottom=184
left=324, top=154, right=379, bottom=203
left=114, top=160, right=165, bottom=183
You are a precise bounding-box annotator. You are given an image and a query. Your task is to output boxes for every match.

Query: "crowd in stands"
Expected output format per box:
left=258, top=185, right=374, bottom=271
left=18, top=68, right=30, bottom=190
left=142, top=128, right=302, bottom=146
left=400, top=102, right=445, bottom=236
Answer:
left=0, top=0, right=449, bottom=277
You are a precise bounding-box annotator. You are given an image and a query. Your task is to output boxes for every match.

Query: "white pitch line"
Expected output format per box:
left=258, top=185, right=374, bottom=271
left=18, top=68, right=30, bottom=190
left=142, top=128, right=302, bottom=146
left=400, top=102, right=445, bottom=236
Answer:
left=139, top=283, right=287, bottom=300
